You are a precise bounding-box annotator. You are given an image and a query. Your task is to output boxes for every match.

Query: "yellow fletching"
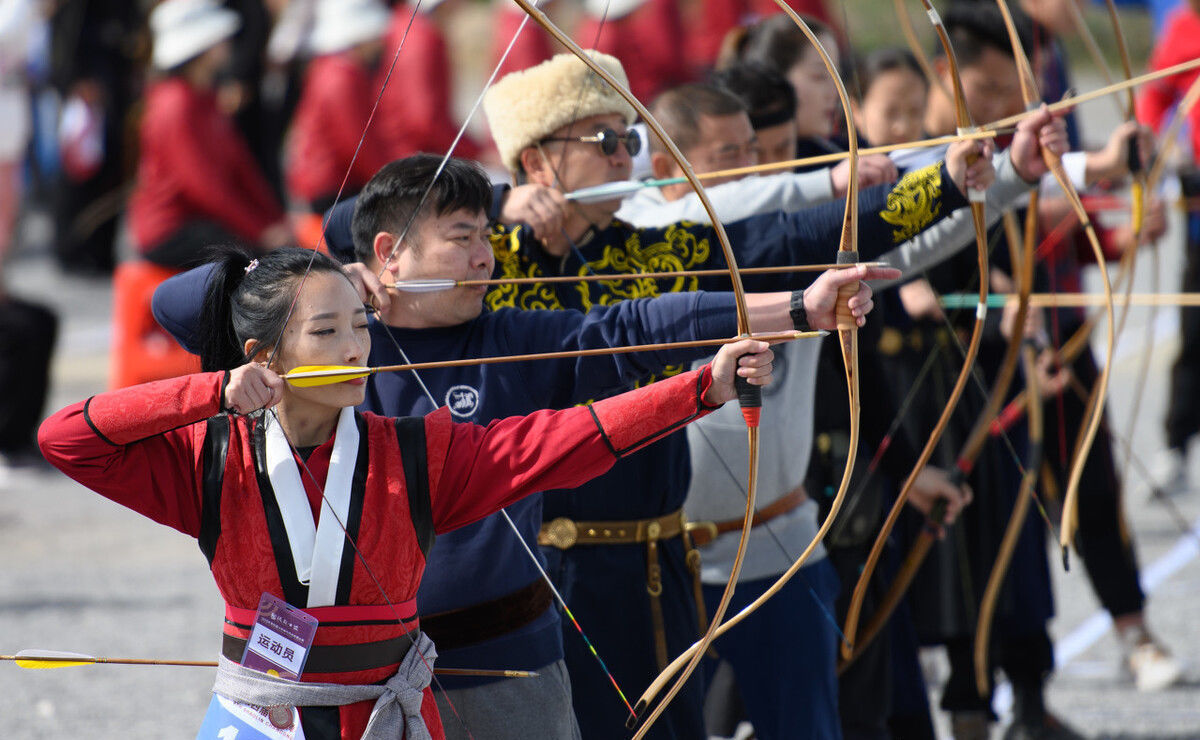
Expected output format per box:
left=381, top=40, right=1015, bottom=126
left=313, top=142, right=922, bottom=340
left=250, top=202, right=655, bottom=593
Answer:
left=13, top=650, right=94, bottom=669
left=16, top=658, right=93, bottom=669
left=1131, top=182, right=1145, bottom=239
left=284, top=365, right=374, bottom=387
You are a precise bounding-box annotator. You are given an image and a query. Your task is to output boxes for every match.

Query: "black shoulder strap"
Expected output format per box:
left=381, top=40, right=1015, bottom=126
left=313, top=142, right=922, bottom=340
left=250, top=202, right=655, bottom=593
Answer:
left=394, top=417, right=435, bottom=558
left=198, top=416, right=231, bottom=565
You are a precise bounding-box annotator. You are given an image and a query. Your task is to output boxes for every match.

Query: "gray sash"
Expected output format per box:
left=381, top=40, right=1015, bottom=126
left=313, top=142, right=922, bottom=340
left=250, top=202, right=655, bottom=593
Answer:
left=213, top=631, right=437, bottom=740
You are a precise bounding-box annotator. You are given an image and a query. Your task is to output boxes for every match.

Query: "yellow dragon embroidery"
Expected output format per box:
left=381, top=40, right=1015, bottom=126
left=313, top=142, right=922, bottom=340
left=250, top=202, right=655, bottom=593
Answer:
left=880, top=162, right=944, bottom=243
left=487, top=220, right=717, bottom=387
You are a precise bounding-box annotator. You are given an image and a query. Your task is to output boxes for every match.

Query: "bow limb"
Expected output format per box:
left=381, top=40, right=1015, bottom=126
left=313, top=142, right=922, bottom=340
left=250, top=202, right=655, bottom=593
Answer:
left=839, top=0, right=991, bottom=662
left=625, top=1, right=863, bottom=717
left=970, top=206, right=1043, bottom=694
left=974, top=338, right=1044, bottom=695
left=893, top=0, right=951, bottom=102
left=1101, top=0, right=1146, bottom=240
left=1098, top=0, right=1159, bottom=499
left=1119, top=74, right=1200, bottom=498
left=993, top=0, right=1114, bottom=569
left=838, top=205, right=1038, bottom=671
left=500, top=2, right=761, bottom=733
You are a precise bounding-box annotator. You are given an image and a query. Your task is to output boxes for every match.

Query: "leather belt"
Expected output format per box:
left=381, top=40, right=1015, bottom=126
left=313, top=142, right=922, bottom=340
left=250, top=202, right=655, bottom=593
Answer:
left=537, top=509, right=707, bottom=670
left=222, top=631, right=413, bottom=675
left=685, top=486, right=807, bottom=547
left=538, top=509, right=684, bottom=549
left=420, top=578, right=552, bottom=652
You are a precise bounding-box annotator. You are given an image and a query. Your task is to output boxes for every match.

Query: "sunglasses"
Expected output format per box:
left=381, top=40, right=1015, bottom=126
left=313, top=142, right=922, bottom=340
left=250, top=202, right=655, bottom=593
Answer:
left=541, top=127, right=642, bottom=157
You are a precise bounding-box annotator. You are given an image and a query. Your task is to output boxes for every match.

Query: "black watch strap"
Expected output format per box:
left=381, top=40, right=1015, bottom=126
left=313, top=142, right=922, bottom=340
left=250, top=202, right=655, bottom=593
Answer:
left=790, top=289, right=810, bottom=332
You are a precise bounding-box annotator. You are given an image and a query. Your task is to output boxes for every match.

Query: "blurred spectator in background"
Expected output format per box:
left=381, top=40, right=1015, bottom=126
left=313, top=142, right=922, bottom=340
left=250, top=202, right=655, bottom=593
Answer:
left=130, top=0, right=290, bottom=270
left=575, top=0, right=689, bottom=101
left=717, top=12, right=843, bottom=158
left=48, top=0, right=142, bottom=275
left=1138, top=0, right=1200, bottom=493
left=691, top=0, right=833, bottom=73
left=0, top=0, right=58, bottom=474
left=286, top=0, right=391, bottom=217
left=220, top=0, right=287, bottom=199
left=491, top=0, right=559, bottom=80
left=114, top=0, right=288, bottom=390
left=377, top=0, right=484, bottom=161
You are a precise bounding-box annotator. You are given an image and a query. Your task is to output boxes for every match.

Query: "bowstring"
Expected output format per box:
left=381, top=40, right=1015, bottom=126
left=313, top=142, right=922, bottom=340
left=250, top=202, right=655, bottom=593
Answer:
left=265, top=0, right=426, bottom=371
left=690, top=422, right=849, bottom=645
left=373, top=309, right=640, bottom=718
left=250, top=1, right=484, bottom=734
left=261, top=407, right=472, bottom=736
left=365, top=0, right=641, bottom=719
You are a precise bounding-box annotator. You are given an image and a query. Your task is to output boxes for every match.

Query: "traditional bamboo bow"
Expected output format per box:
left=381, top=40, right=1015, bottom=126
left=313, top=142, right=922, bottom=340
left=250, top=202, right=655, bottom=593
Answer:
left=840, top=0, right=993, bottom=662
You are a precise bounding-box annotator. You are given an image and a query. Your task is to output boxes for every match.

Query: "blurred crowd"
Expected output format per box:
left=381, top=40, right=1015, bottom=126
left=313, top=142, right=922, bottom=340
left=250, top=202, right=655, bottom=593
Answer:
left=6, top=0, right=1200, bottom=738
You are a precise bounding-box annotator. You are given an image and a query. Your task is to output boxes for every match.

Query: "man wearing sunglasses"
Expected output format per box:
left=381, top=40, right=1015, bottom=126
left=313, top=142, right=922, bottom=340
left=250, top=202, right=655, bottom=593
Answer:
left=479, top=51, right=996, bottom=739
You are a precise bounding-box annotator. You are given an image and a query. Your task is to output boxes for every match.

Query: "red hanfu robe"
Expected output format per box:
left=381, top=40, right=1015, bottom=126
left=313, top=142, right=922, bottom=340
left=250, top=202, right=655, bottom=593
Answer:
left=39, top=368, right=718, bottom=738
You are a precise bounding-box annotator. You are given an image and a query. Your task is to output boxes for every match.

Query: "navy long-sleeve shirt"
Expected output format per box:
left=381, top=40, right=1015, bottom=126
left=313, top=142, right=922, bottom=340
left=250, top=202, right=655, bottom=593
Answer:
left=483, top=161, right=969, bottom=522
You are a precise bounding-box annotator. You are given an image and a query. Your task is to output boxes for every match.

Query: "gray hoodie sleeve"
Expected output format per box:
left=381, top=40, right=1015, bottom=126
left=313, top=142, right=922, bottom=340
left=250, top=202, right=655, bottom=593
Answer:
left=869, top=151, right=1035, bottom=290
left=616, top=170, right=835, bottom=227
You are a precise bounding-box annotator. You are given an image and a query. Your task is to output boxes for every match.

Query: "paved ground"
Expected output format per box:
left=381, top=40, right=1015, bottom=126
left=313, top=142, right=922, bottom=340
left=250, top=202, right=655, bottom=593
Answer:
left=4, top=83, right=1200, bottom=740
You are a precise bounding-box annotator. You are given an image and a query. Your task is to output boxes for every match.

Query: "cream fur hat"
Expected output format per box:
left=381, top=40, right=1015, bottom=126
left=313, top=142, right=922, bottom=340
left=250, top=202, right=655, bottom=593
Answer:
left=483, top=51, right=638, bottom=173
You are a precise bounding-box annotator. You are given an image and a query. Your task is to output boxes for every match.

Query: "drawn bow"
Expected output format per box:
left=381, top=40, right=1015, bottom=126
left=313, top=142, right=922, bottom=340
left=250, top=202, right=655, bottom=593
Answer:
left=840, top=0, right=993, bottom=661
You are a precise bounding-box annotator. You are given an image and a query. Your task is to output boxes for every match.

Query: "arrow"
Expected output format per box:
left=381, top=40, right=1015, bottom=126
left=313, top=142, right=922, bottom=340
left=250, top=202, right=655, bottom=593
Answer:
left=389, top=262, right=889, bottom=292
left=283, top=329, right=827, bottom=387
left=1, top=651, right=537, bottom=678
left=941, top=292, right=1200, bottom=309
left=562, top=130, right=1010, bottom=203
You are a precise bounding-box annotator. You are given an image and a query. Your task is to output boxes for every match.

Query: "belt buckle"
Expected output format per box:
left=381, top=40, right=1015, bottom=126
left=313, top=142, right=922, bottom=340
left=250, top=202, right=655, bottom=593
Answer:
left=543, top=517, right=579, bottom=549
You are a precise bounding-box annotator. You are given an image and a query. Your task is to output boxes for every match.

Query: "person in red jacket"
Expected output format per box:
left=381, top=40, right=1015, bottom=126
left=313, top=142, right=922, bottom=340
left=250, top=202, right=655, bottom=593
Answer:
left=286, top=0, right=393, bottom=214
left=38, top=245, right=775, bottom=740
left=574, top=0, right=689, bottom=102
left=1137, top=0, right=1200, bottom=165
left=689, top=0, right=833, bottom=73
left=491, top=0, right=559, bottom=80
left=128, top=0, right=291, bottom=269
left=1138, top=0, right=1200, bottom=495
left=376, top=0, right=484, bottom=161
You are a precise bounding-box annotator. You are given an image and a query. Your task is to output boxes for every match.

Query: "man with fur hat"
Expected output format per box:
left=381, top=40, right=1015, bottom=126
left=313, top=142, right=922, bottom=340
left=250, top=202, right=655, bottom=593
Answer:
left=481, top=51, right=994, bottom=738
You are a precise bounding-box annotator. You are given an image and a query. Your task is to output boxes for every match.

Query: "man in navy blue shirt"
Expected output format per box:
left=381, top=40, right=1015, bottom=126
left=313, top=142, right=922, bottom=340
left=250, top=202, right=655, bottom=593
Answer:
left=475, top=50, right=991, bottom=738
left=153, top=153, right=894, bottom=739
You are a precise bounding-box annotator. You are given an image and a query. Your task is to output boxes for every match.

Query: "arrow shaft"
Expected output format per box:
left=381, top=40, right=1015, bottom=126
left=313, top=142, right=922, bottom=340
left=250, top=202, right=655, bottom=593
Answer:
left=0, top=654, right=534, bottom=677
left=942, top=292, right=1200, bottom=308
left=367, top=330, right=822, bottom=374
left=393, top=262, right=887, bottom=291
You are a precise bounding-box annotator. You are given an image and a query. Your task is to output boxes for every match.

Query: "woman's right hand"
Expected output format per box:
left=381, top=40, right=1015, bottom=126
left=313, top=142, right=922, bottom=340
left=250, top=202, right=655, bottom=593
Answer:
left=224, top=363, right=285, bottom=415
left=703, top=339, right=774, bottom=406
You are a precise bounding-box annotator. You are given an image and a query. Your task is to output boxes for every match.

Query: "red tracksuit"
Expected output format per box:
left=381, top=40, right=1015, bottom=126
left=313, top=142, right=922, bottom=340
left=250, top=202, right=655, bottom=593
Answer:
left=575, top=0, right=689, bottom=102
left=492, top=3, right=556, bottom=79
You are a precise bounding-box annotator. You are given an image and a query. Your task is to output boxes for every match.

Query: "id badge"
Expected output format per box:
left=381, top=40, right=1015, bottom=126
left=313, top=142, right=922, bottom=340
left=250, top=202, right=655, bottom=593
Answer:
left=195, top=594, right=320, bottom=740
left=241, top=593, right=319, bottom=680
left=196, top=694, right=305, bottom=740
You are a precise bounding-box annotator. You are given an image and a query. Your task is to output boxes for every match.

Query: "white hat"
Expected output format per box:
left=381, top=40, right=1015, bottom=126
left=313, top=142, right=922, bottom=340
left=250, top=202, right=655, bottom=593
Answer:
left=150, top=0, right=241, bottom=70
left=309, top=0, right=390, bottom=55
left=483, top=51, right=637, bottom=173
left=583, top=0, right=649, bottom=20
